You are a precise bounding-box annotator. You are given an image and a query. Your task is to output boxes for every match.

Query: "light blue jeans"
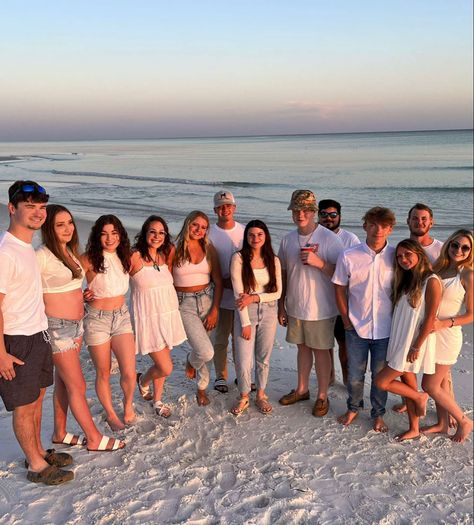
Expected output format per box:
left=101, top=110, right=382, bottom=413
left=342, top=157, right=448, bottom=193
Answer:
left=345, top=329, right=389, bottom=418
left=177, top=286, right=214, bottom=390
left=234, top=301, right=278, bottom=395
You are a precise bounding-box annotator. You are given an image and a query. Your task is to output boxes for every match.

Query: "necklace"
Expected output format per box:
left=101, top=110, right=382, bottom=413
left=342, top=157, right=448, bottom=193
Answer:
left=152, top=252, right=161, bottom=271
left=298, top=227, right=316, bottom=248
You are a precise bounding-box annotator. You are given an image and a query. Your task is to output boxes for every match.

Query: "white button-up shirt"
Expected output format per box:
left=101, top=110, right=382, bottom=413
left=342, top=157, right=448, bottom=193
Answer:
left=332, top=241, right=395, bottom=340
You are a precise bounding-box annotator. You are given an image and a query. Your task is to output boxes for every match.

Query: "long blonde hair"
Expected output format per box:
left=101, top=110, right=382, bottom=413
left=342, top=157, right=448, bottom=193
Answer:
left=174, top=211, right=211, bottom=267
left=392, top=239, right=433, bottom=308
left=433, top=229, right=473, bottom=274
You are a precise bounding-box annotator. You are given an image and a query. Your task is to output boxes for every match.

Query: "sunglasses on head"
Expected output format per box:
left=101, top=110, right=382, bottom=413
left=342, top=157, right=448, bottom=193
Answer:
left=450, top=241, right=471, bottom=254
left=10, top=183, right=46, bottom=200
left=319, top=211, right=339, bottom=218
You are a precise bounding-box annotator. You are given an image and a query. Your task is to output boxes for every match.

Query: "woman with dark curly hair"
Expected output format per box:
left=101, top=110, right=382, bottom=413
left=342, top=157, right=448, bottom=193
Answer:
left=38, top=205, right=125, bottom=450
left=81, top=215, right=136, bottom=431
left=131, top=216, right=186, bottom=417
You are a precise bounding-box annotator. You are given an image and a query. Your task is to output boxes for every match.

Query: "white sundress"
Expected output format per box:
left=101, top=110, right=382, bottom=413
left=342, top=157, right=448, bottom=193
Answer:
left=386, top=274, right=440, bottom=375
left=130, top=264, right=187, bottom=355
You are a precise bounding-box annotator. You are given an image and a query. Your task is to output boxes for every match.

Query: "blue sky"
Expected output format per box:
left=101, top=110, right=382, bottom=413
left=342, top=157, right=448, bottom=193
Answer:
left=0, top=1, right=472, bottom=140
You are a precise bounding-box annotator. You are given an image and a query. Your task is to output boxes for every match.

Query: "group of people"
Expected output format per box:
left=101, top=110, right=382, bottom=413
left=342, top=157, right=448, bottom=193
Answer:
left=0, top=180, right=472, bottom=487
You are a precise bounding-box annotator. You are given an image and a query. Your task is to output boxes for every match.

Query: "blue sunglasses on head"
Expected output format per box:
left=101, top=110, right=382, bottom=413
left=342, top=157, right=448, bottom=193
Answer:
left=10, top=184, right=47, bottom=200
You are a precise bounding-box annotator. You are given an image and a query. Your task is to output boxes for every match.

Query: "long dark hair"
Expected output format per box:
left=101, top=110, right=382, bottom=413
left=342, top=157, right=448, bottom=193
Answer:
left=41, top=204, right=82, bottom=279
left=239, top=220, right=277, bottom=294
left=392, top=239, right=432, bottom=308
left=134, top=215, right=173, bottom=262
left=85, top=215, right=131, bottom=273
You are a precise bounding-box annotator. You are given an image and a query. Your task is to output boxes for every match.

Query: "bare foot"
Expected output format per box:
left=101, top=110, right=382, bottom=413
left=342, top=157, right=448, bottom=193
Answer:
left=449, top=414, right=458, bottom=429
left=186, top=357, right=196, bottom=379
left=123, top=403, right=137, bottom=426
left=196, top=389, right=210, bottom=406
left=106, top=415, right=126, bottom=431
left=337, top=411, right=358, bottom=426
left=451, top=417, right=474, bottom=443
left=420, top=422, right=449, bottom=435
left=415, top=392, right=429, bottom=418
left=392, top=402, right=407, bottom=414
left=394, top=429, right=421, bottom=442
left=373, top=416, right=388, bottom=433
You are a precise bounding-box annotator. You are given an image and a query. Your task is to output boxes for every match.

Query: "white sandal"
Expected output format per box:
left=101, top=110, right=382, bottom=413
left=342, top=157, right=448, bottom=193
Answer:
left=153, top=400, right=172, bottom=418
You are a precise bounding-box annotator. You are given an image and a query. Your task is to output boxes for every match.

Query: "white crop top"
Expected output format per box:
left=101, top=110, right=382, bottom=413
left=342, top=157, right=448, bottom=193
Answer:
left=173, top=256, right=211, bottom=287
left=36, top=245, right=84, bottom=294
left=88, top=251, right=129, bottom=298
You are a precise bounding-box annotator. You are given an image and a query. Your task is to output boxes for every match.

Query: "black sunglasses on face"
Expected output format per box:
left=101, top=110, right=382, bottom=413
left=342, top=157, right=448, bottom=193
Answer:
left=450, top=241, right=471, bottom=254
left=319, top=211, right=339, bottom=218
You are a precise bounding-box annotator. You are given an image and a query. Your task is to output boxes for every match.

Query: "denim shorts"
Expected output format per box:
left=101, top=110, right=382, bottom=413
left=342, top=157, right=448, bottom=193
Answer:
left=83, top=304, right=133, bottom=347
left=47, top=316, right=84, bottom=354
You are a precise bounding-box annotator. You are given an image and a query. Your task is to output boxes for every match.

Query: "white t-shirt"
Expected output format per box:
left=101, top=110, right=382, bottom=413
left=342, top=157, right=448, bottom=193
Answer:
left=209, top=222, right=245, bottom=309
left=278, top=225, right=344, bottom=321
left=332, top=242, right=395, bottom=340
left=336, top=228, right=360, bottom=250
left=0, top=231, right=48, bottom=335
left=423, top=238, right=443, bottom=264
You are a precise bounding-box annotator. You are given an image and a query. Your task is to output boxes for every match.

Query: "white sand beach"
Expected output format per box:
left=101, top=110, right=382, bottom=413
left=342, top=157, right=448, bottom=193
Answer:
left=0, top=204, right=472, bottom=525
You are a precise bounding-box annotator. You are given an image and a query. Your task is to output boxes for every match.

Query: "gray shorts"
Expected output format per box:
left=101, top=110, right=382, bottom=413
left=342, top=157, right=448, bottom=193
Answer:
left=47, top=316, right=84, bottom=354
left=0, top=331, right=53, bottom=412
left=83, top=304, right=133, bottom=347
left=286, top=316, right=336, bottom=350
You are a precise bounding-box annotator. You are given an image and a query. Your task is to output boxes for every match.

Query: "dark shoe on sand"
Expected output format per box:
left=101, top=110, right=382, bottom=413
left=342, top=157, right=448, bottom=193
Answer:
left=25, top=449, right=72, bottom=469
left=312, top=398, right=330, bottom=417
left=279, top=389, right=310, bottom=406
left=27, top=465, right=74, bottom=485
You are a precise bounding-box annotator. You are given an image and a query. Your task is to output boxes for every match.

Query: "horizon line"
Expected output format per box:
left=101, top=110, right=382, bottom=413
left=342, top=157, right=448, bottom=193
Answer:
left=0, top=127, right=472, bottom=144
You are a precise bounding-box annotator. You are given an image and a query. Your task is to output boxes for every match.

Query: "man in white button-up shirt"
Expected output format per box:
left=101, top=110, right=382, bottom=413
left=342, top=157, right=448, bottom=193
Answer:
left=332, top=207, right=396, bottom=432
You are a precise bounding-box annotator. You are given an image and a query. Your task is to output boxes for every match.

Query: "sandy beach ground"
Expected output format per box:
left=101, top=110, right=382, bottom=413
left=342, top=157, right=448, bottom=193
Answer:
left=0, top=204, right=472, bottom=524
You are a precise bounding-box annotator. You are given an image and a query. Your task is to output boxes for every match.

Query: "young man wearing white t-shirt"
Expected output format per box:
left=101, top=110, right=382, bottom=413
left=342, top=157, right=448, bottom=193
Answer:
left=407, top=203, right=443, bottom=263
left=0, top=180, right=73, bottom=485
left=332, top=207, right=396, bottom=433
left=208, top=190, right=245, bottom=393
left=318, top=198, right=360, bottom=386
left=278, top=190, right=344, bottom=417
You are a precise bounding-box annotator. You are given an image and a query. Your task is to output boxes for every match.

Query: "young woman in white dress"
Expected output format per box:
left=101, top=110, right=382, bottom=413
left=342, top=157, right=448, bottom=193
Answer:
left=131, top=216, right=187, bottom=417
left=38, top=205, right=124, bottom=451
left=375, top=239, right=441, bottom=441
left=421, top=229, right=473, bottom=443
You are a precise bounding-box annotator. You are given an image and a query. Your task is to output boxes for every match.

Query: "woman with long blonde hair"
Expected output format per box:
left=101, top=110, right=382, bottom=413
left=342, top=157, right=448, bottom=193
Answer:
left=173, top=211, right=222, bottom=406
left=375, top=239, right=441, bottom=441
left=421, top=229, right=473, bottom=442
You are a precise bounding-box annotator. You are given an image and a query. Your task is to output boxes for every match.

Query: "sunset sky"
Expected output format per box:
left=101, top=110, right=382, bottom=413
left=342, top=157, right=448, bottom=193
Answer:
left=1, top=1, right=472, bottom=141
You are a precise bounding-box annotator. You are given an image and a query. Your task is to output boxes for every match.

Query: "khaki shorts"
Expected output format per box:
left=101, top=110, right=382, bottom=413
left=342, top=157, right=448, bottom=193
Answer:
left=286, top=316, right=336, bottom=350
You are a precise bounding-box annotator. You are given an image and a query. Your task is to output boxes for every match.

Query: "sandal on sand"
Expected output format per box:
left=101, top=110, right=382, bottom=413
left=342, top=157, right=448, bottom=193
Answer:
left=27, top=465, right=74, bottom=485
left=154, top=400, right=172, bottom=418
left=255, top=396, right=272, bottom=415
left=52, top=432, right=87, bottom=447
left=137, top=373, right=153, bottom=401
left=231, top=397, right=250, bottom=416
left=24, top=449, right=73, bottom=469
left=278, top=389, right=310, bottom=406
left=87, top=436, right=126, bottom=452
left=196, top=389, right=210, bottom=406
left=214, top=379, right=229, bottom=394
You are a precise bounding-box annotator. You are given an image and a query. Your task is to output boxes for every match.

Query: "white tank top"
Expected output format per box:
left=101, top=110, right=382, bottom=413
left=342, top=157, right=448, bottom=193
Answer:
left=173, top=256, right=210, bottom=287
left=89, top=251, right=129, bottom=298
left=36, top=246, right=84, bottom=293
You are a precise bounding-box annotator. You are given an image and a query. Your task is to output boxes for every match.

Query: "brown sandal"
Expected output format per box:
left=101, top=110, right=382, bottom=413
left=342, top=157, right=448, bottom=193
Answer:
left=231, top=397, right=250, bottom=416
left=278, top=389, right=310, bottom=406
left=256, top=396, right=272, bottom=414
left=26, top=465, right=74, bottom=485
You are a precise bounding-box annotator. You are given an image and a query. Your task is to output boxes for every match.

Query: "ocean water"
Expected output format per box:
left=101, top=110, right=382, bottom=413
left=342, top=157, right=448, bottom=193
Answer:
left=0, top=130, right=472, bottom=244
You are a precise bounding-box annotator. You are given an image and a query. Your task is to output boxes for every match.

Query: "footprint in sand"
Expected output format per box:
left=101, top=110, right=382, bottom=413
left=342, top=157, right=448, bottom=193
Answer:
left=218, top=463, right=237, bottom=491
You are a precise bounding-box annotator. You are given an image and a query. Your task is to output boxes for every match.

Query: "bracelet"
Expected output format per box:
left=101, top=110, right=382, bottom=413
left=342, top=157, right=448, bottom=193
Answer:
left=450, top=317, right=455, bottom=328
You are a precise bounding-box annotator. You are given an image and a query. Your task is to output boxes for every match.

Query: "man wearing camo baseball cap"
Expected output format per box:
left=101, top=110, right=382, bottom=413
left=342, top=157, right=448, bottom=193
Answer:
left=277, top=189, right=344, bottom=418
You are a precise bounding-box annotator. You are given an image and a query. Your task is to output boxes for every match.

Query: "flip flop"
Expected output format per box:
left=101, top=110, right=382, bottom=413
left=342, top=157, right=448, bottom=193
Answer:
left=136, top=373, right=153, bottom=401
left=87, top=436, right=126, bottom=452
left=52, top=432, right=87, bottom=447
left=214, top=379, right=229, bottom=394
left=231, top=397, right=250, bottom=416
left=255, top=396, right=273, bottom=415
left=153, top=400, right=172, bottom=418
